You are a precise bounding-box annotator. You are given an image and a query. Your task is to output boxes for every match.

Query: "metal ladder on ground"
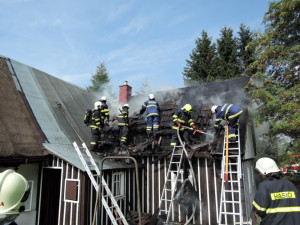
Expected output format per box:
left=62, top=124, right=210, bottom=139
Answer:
left=159, top=145, right=185, bottom=223
left=218, top=128, right=244, bottom=225
left=73, top=141, right=129, bottom=225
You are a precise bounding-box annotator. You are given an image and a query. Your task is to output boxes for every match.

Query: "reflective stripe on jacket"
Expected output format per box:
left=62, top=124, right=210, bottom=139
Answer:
left=172, top=108, right=194, bottom=129
left=215, top=104, right=243, bottom=127
left=90, top=109, right=102, bottom=129
left=100, top=102, right=109, bottom=120
left=142, top=99, right=160, bottom=117
left=252, top=176, right=300, bottom=225
left=118, top=108, right=129, bottom=126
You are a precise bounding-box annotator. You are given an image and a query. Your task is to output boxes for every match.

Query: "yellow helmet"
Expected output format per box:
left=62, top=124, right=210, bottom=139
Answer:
left=182, top=104, right=192, bottom=113
left=0, top=169, right=30, bottom=215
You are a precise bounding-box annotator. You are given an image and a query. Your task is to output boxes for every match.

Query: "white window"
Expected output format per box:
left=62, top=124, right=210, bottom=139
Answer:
left=25, top=180, right=33, bottom=211
left=112, top=172, right=125, bottom=198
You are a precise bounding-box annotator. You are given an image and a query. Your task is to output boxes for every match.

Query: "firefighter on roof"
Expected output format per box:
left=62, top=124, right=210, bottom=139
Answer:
left=89, top=101, right=103, bottom=152
left=252, top=157, right=300, bottom=224
left=99, top=96, right=109, bottom=123
left=118, top=104, right=129, bottom=147
left=211, top=104, right=243, bottom=142
left=0, top=169, right=30, bottom=225
left=139, top=93, right=160, bottom=139
left=170, top=104, right=196, bottom=149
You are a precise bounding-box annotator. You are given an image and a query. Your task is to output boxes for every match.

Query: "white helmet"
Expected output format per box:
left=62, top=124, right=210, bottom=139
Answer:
left=211, top=105, right=218, bottom=114
left=255, top=157, right=280, bottom=175
left=94, top=101, right=102, bottom=109
left=123, top=104, right=129, bottom=108
left=182, top=104, right=192, bottom=112
left=148, top=94, right=155, bottom=100
left=0, top=169, right=30, bottom=215
left=100, top=96, right=107, bottom=101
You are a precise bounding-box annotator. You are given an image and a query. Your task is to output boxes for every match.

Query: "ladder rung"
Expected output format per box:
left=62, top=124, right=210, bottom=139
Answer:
left=222, top=200, right=240, bottom=203
left=220, top=212, right=241, bottom=215
left=224, top=190, right=239, bottom=193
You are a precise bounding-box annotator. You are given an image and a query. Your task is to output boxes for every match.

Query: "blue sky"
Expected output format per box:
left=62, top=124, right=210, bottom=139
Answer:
left=0, top=0, right=270, bottom=94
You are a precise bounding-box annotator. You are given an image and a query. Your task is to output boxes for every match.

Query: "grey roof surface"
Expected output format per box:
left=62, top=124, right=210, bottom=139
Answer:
left=6, top=57, right=129, bottom=170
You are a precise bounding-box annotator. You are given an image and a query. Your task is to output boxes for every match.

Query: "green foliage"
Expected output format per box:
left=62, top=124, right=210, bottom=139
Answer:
left=87, top=62, right=110, bottom=92
left=245, top=0, right=300, bottom=166
left=217, top=26, right=240, bottom=79
left=237, top=24, right=256, bottom=75
left=183, top=31, right=218, bottom=86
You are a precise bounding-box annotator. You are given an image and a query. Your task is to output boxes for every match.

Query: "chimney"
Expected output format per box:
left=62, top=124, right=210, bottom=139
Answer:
left=119, top=81, right=132, bottom=104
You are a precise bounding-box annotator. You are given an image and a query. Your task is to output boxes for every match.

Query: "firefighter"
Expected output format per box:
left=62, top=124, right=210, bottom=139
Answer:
left=252, top=157, right=300, bottom=224
left=118, top=104, right=129, bottom=147
left=99, top=96, right=109, bottom=123
left=170, top=104, right=196, bottom=149
left=90, top=101, right=103, bottom=152
left=211, top=104, right=243, bottom=142
left=0, top=169, right=30, bottom=225
left=139, top=94, right=160, bottom=138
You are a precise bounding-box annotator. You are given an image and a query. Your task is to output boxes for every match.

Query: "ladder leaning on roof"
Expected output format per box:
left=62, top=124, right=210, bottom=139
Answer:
left=73, top=141, right=129, bottom=225
left=159, top=145, right=185, bottom=223
left=218, top=126, right=244, bottom=225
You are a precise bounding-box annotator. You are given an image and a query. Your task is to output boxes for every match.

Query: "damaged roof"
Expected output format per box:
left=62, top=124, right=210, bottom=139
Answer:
left=0, top=55, right=252, bottom=170
left=0, top=56, right=130, bottom=170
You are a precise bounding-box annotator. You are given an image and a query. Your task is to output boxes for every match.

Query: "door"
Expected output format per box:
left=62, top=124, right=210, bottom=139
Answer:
left=39, top=168, right=61, bottom=225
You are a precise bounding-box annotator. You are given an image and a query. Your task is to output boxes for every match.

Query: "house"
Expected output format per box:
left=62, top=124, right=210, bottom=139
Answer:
left=0, top=55, right=257, bottom=225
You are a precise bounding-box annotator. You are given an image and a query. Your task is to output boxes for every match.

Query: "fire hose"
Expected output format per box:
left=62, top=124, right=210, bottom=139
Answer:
left=176, top=127, right=197, bottom=225
left=181, top=125, right=214, bottom=137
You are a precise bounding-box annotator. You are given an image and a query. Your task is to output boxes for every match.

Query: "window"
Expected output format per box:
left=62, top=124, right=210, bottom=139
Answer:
left=64, top=179, right=80, bottom=203
left=112, top=172, right=125, bottom=198
left=25, top=180, right=33, bottom=211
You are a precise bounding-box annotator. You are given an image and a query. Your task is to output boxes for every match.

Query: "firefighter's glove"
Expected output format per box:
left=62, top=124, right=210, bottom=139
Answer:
left=177, top=122, right=181, bottom=128
left=192, top=125, right=196, bottom=131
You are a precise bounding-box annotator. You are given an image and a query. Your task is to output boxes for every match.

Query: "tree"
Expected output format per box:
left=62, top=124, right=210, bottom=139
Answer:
left=183, top=30, right=218, bottom=86
left=217, top=26, right=240, bottom=79
left=237, top=24, right=256, bottom=75
left=87, top=62, right=110, bottom=92
left=135, top=77, right=153, bottom=95
left=246, top=0, right=300, bottom=166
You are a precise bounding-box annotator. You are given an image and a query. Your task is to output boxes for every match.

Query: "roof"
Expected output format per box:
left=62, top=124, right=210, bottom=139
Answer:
left=0, top=56, right=131, bottom=170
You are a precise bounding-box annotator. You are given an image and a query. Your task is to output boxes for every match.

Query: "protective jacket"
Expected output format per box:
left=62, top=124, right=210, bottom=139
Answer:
left=252, top=176, right=300, bottom=225
left=172, top=109, right=194, bottom=131
left=118, top=108, right=129, bottom=127
left=100, top=102, right=109, bottom=121
left=90, top=109, right=102, bottom=129
left=140, top=99, right=160, bottom=117
left=214, top=104, right=243, bottom=128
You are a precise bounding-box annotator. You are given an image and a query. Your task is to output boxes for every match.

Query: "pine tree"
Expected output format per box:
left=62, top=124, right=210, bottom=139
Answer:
left=217, top=26, right=240, bottom=79
left=87, top=62, right=110, bottom=92
left=237, top=24, right=256, bottom=75
left=246, top=0, right=300, bottom=166
left=135, top=78, right=153, bottom=95
left=183, top=30, right=218, bottom=86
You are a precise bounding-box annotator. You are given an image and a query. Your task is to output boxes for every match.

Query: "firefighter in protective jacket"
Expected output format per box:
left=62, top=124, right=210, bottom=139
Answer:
left=90, top=101, right=103, bottom=152
left=99, top=96, right=109, bottom=123
left=170, top=104, right=196, bottom=149
left=211, top=104, right=243, bottom=142
left=118, top=104, right=129, bottom=147
left=252, top=157, right=300, bottom=225
left=139, top=94, right=160, bottom=138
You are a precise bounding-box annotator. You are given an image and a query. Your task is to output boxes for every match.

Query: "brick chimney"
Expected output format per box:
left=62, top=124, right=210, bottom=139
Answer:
left=119, top=81, right=132, bottom=104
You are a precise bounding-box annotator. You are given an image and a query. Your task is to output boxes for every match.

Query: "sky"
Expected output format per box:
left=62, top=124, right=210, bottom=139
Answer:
left=0, top=0, right=271, bottom=95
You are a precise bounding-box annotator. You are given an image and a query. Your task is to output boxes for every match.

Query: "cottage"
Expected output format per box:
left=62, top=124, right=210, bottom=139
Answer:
left=0, top=56, right=256, bottom=225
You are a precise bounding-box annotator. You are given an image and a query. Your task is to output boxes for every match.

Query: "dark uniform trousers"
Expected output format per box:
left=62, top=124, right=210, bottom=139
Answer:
left=252, top=176, right=300, bottom=224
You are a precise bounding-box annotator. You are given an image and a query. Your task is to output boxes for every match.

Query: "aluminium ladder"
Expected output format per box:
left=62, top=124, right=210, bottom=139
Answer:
left=159, top=145, right=185, bottom=223
left=73, top=141, right=129, bottom=225
left=218, top=128, right=244, bottom=225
